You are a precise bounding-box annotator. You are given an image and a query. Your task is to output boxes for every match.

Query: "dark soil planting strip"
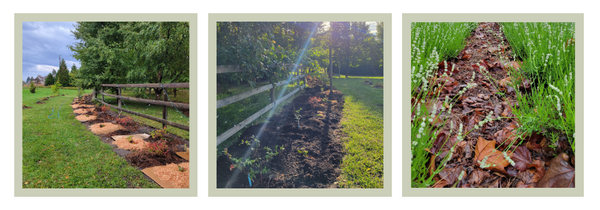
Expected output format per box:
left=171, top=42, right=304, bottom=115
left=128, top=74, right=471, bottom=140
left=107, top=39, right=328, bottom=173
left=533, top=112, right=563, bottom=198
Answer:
left=217, top=85, right=344, bottom=188
left=415, top=22, right=574, bottom=188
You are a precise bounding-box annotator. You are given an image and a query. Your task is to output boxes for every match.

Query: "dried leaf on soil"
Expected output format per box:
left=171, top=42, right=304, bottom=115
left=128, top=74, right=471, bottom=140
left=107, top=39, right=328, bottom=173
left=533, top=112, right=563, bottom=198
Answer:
left=511, top=146, right=532, bottom=171
left=537, top=153, right=575, bottom=188
left=474, top=137, right=510, bottom=174
left=439, top=166, right=464, bottom=186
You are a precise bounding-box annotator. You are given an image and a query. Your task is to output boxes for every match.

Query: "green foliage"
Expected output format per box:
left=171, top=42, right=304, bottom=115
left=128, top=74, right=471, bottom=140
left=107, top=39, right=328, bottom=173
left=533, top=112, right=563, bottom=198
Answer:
left=501, top=22, right=575, bottom=153
left=29, top=82, right=36, bottom=93
left=57, top=58, right=70, bottom=87
left=69, top=22, right=189, bottom=90
left=223, top=137, right=283, bottom=185
left=44, top=73, right=55, bottom=86
left=51, top=78, right=62, bottom=95
left=410, top=22, right=477, bottom=188
left=217, top=22, right=322, bottom=87
left=297, top=147, right=308, bottom=157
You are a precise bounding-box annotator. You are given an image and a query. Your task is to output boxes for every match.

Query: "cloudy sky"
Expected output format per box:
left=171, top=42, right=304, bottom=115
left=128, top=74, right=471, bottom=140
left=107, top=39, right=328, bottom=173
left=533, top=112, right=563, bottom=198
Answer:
left=22, top=22, right=80, bottom=81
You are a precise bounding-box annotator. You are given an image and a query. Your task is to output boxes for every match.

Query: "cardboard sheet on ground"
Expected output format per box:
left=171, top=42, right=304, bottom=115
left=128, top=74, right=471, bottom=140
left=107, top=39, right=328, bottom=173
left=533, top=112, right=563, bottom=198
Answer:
left=111, top=134, right=150, bottom=141
left=89, top=123, right=123, bottom=135
left=73, top=109, right=93, bottom=114
left=111, top=136, right=148, bottom=150
left=176, top=152, right=189, bottom=161
left=75, top=115, right=97, bottom=122
left=71, top=104, right=95, bottom=109
left=141, top=162, right=189, bottom=188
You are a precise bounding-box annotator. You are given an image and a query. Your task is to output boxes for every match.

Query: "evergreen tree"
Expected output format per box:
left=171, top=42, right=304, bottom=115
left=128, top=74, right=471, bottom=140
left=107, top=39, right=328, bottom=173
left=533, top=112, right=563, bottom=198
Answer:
left=57, top=59, right=70, bottom=87
left=45, top=73, right=55, bottom=86
left=52, top=69, right=57, bottom=75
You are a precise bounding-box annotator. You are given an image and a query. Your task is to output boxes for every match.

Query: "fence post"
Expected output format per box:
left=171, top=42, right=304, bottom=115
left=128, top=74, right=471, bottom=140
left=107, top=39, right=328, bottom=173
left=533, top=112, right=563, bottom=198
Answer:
left=117, top=87, right=122, bottom=116
left=269, top=77, right=275, bottom=103
left=163, top=88, right=168, bottom=129
left=101, top=86, right=104, bottom=102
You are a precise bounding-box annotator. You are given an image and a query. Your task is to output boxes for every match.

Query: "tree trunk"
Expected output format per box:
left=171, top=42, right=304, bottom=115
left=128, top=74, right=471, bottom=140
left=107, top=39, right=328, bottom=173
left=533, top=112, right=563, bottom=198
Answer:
left=329, top=41, right=333, bottom=94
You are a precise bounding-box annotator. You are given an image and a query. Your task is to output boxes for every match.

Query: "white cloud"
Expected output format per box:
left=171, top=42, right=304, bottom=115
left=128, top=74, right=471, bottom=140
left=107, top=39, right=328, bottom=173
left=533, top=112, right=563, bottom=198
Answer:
left=36, top=64, right=58, bottom=72
left=65, top=60, right=81, bottom=69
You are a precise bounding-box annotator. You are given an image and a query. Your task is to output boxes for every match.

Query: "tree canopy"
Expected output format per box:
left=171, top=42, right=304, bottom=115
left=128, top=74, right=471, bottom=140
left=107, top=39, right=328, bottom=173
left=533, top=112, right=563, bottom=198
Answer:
left=57, top=58, right=70, bottom=87
left=44, top=73, right=55, bottom=86
left=68, top=22, right=189, bottom=90
left=217, top=21, right=383, bottom=86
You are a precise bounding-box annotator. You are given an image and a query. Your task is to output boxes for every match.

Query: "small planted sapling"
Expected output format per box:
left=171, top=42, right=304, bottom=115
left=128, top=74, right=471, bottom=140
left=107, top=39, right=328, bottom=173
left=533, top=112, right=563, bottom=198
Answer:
left=294, top=107, right=302, bottom=128
left=298, top=147, right=308, bottom=157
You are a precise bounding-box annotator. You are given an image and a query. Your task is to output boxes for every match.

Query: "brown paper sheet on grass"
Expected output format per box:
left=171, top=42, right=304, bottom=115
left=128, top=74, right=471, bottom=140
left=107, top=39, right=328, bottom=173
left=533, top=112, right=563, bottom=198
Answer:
left=111, top=134, right=150, bottom=141
left=89, top=123, right=123, bottom=135
left=142, top=162, right=189, bottom=188
left=73, top=109, right=93, bottom=114
left=112, top=136, right=148, bottom=150
left=176, top=152, right=189, bottom=161
left=75, top=115, right=97, bottom=122
left=71, top=104, right=95, bottom=109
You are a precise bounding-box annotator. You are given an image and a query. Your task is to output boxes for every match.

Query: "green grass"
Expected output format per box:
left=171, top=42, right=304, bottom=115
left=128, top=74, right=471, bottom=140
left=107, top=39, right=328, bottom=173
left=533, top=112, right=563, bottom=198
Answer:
left=333, top=74, right=384, bottom=80
left=22, top=88, right=159, bottom=188
left=410, top=22, right=478, bottom=188
left=333, top=78, right=384, bottom=188
left=216, top=80, right=305, bottom=150
left=501, top=22, right=575, bottom=151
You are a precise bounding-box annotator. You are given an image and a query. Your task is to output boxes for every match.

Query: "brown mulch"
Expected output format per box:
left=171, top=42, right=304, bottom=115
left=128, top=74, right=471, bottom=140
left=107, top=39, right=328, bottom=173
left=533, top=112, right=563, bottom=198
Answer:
left=72, top=93, right=190, bottom=187
left=413, top=22, right=574, bottom=188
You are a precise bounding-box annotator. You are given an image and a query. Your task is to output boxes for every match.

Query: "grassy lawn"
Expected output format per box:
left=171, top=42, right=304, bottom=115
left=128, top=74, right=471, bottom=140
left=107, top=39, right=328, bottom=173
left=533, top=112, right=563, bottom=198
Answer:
left=333, top=78, right=384, bottom=188
left=22, top=88, right=160, bottom=188
left=99, top=88, right=190, bottom=139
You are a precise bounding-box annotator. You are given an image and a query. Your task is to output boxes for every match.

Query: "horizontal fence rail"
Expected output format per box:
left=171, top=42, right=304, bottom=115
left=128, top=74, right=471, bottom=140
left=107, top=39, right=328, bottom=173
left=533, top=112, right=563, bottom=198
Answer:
left=102, top=83, right=189, bottom=88
left=217, top=75, right=305, bottom=109
left=102, top=92, right=189, bottom=110
left=216, top=64, right=307, bottom=146
left=217, top=64, right=300, bottom=74
left=217, top=84, right=304, bottom=145
left=95, top=83, right=189, bottom=131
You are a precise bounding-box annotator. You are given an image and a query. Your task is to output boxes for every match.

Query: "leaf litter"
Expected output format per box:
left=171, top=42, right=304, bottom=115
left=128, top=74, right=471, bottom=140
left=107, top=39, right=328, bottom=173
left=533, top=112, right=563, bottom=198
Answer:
left=421, top=22, right=574, bottom=188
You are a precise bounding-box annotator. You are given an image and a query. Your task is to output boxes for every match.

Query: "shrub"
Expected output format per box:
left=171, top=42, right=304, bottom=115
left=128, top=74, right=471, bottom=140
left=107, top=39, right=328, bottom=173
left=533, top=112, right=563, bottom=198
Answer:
left=150, top=127, right=169, bottom=140
left=101, top=105, right=110, bottom=113
left=29, top=82, right=36, bottom=93
left=115, top=116, right=134, bottom=126
left=51, top=80, right=62, bottom=95
left=146, top=141, right=169, bottom=156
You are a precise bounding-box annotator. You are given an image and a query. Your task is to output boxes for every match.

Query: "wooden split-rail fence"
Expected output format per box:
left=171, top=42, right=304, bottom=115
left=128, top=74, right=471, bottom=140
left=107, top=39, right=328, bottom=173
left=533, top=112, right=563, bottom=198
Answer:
left=93, top=83, right=189, bottom=131
left=217, top=65, right=306, bottom=145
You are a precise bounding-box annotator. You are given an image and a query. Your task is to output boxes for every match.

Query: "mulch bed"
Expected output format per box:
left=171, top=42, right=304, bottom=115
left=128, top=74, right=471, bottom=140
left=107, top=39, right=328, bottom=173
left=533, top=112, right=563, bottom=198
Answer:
left=72, top=94, right=189, bottom=186
left=217, top=81, right=345, bottom=188
left=413, top=22, right=574, bottom=188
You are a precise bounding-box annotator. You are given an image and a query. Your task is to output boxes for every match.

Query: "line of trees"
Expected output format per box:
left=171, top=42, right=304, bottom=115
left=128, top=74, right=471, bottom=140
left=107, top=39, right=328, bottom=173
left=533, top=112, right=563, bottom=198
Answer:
left=68, top=22, right=189, bottom=98
left=217, top=21, right=383, bottom=88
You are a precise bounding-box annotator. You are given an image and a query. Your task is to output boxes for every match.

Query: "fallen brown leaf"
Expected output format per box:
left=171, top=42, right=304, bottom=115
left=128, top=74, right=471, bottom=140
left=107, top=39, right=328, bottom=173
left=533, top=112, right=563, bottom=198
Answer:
left=512, top=146, right=532, bottom=171
left=537, top=153, right=574, bottom=188
left=474, top=137, right=510, bottom=174
left=469, top=168, right=489, bottom=185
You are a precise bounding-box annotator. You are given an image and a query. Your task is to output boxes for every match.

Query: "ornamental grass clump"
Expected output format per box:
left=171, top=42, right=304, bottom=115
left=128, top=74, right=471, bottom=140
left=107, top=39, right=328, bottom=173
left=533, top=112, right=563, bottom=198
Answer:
left=502, top=22, right=575, bottom=153
left=410, top=22, right=478, bottom=188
